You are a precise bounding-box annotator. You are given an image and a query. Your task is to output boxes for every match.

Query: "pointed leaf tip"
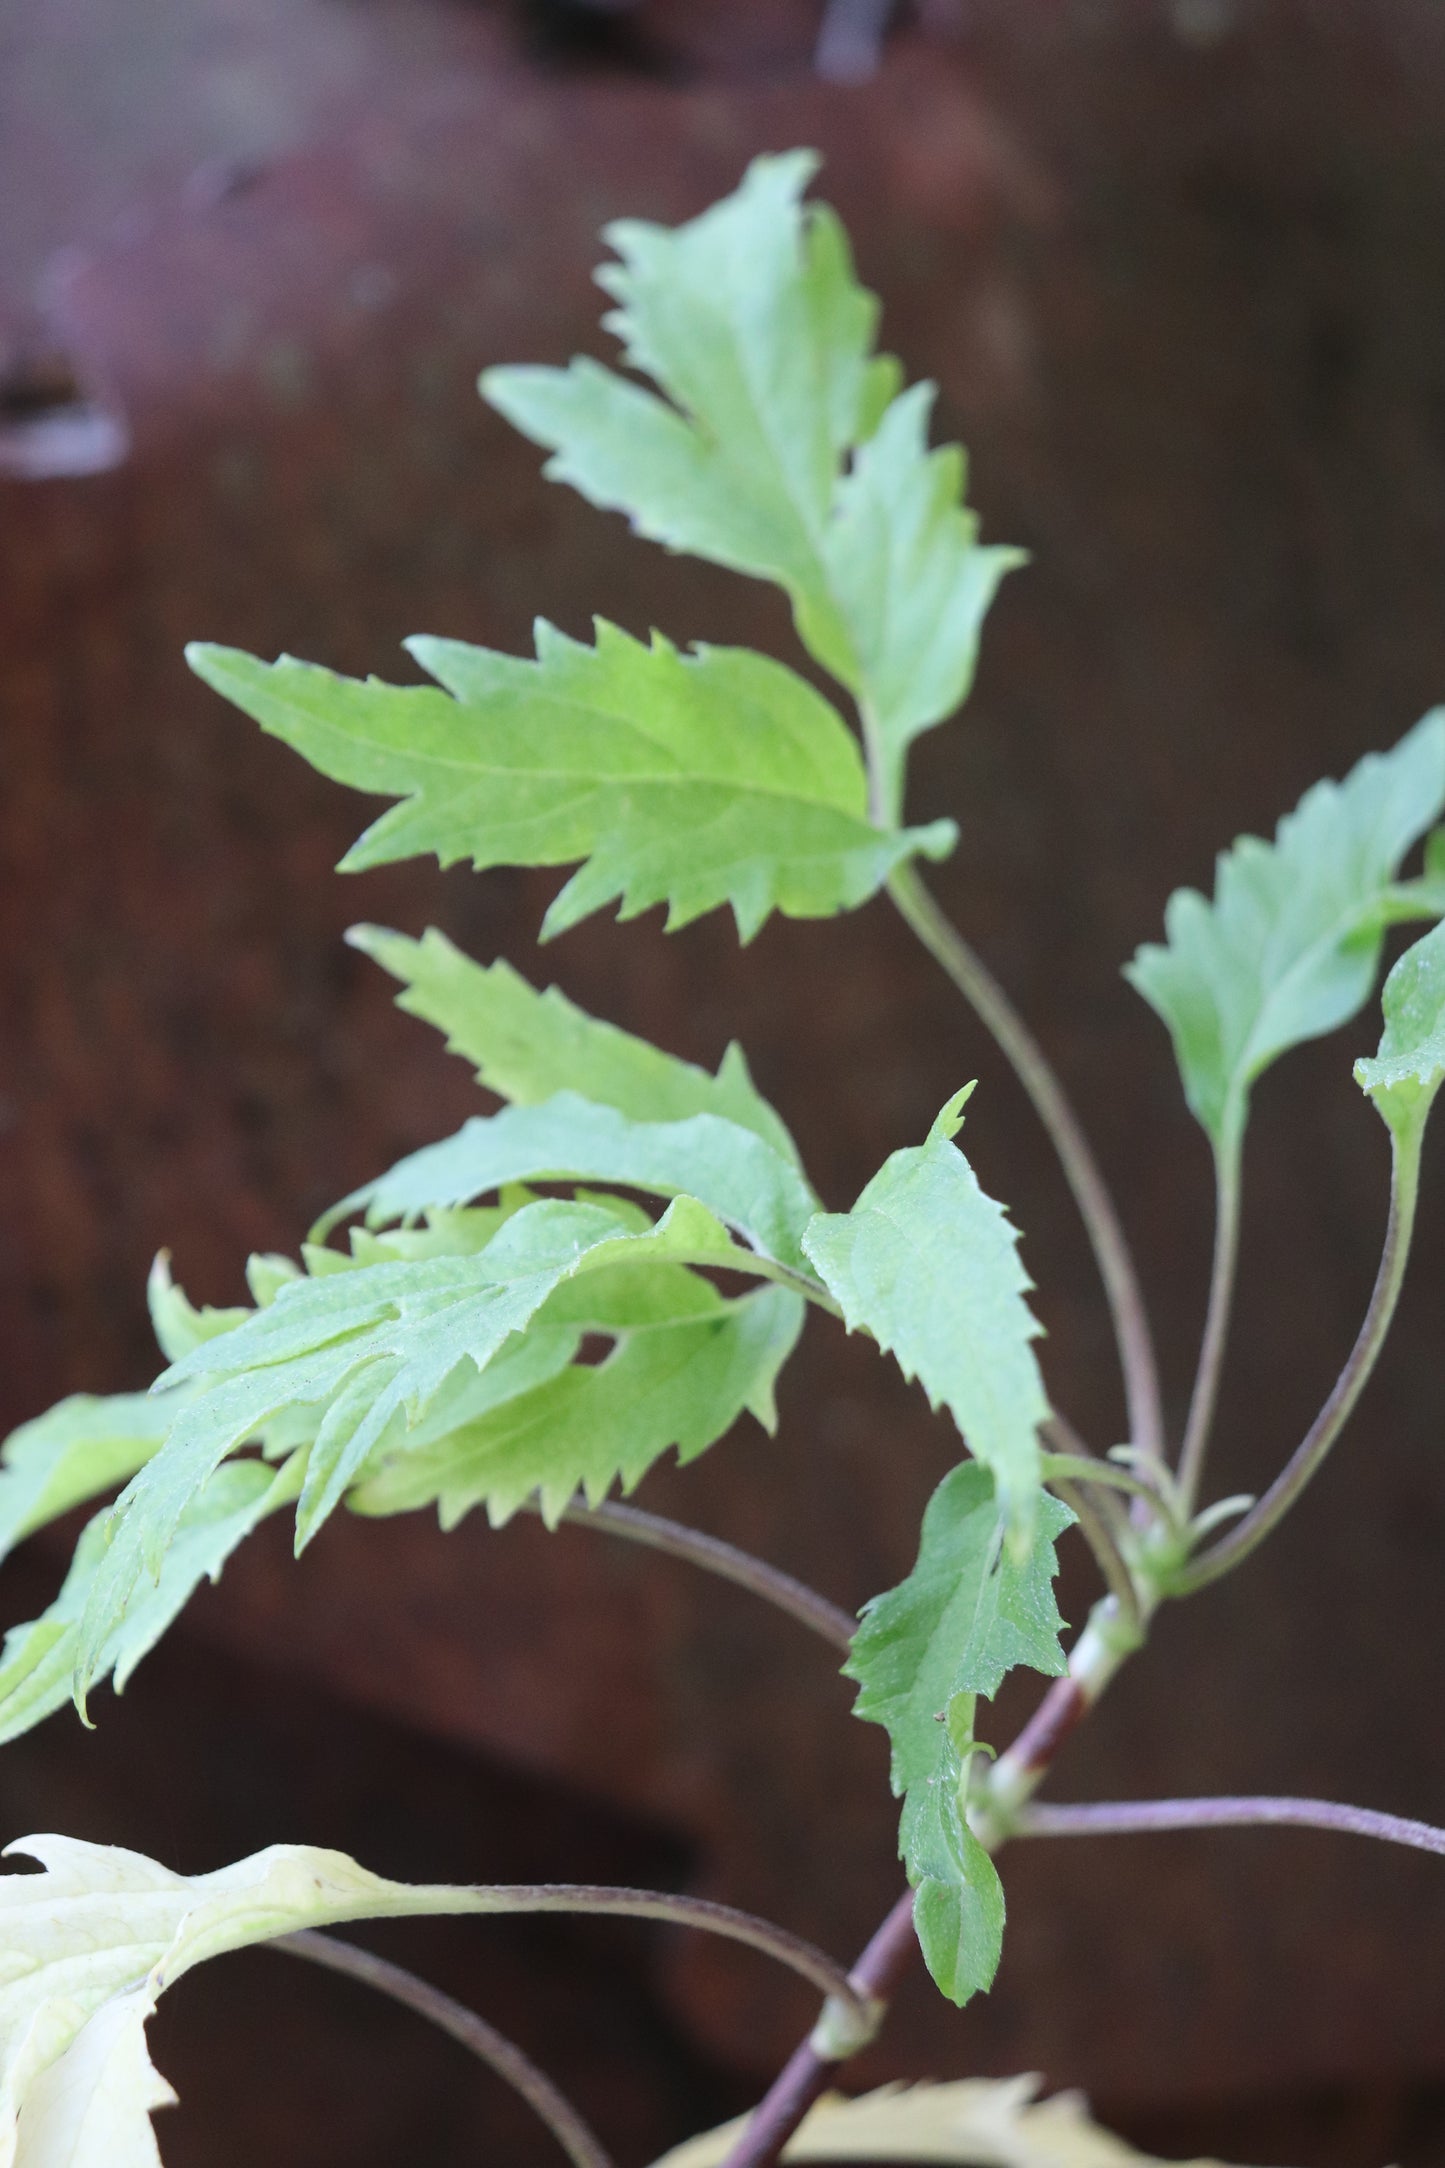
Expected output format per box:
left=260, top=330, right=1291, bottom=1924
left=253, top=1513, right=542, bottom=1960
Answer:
left=928, top=1083, right=976, bottom=1143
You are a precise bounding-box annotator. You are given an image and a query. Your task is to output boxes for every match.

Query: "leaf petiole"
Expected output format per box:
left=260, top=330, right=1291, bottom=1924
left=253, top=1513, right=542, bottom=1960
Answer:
left=1015, top=1793, right=1445, bottom=1859
left=1171, top=1128, right=1421, bottom=1594
left=1038, top=1452, right=1179, bottom=1530
left=532, top=1493, right=858, bottom=1655
left=277, top=1931, right=615, bottom=2168
left=1175, top=1137, right=1244, bottom=1512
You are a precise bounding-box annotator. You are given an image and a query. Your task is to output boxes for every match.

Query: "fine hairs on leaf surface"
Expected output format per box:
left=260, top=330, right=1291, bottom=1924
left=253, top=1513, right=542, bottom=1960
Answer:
left=8, top=143, right=1445, bottom=2168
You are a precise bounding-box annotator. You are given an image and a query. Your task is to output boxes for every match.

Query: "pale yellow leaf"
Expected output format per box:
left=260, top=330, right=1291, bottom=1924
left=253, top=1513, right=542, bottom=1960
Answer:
left=15, top=1991, right=171, bottom=2168
left=0, top=1833, right=500, bottom=2168
left=649, top=2079, right=1270, bottom=2168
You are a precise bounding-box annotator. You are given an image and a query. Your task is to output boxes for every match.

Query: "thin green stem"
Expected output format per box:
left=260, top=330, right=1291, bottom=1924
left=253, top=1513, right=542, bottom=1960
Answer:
left=535, top=1494, right=857, bottom=1654
left=1050, top=1479, right=1143, bottom=1632
left=1176, top=1140, right=1242, bottom=1512
left=1040, top=1452, right=1175, bottom=1523
left=887, top=863, right=1164, bottom=1467
left=276, top=1932, right=614, bottom=2168
left=745, top=1254, right=845, bottom=1317
left=1173, top=1130, right=1421, bottom=1594
left=1016, top=1794, right=1445, bottom=1858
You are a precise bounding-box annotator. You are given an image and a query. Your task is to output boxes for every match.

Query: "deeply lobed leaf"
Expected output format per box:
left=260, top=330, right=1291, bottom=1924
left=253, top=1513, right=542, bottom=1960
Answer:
left=485, top=154, right=1019, bottom=819
left=333, top=1092, right=820, bottom=1270
left=350, top=924, right=803, bottom=1163
left=802, top=1089, right=1049, bottom=1540
left=1127, top=712, right=1445, bottom=1154
left=353, top=1277, right=802, bottom=1528
left=72, top=1194, right=797, bottom=1708
left=188, top=625, right=953, bottom=944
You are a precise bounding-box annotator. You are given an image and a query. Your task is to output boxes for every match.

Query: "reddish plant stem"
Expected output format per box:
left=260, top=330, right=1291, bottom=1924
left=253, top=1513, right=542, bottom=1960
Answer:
left=718, top=1894, right=918, bottom=2168
left=1018, top=1794, right=1445, bottom=1856
left=1000, top=1671, right=1089, bottom=1779
left=719, top=1602, right=1132, bottom=2168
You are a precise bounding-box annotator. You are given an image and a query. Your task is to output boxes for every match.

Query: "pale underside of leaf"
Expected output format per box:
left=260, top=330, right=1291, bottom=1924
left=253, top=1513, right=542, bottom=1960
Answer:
left=1127, top=711, right=1445, bottom=1152
left=0, top=1397, right=177, bottom=1568
left=72, top=1194, right=782, bottom=1703
left=348, top=922, right=803, bottom=1164
left=352, top=1281, right=803, bottom=1528
left=332, top=1092, right=819, bottom=1270
left=0, top=1833, right=553, bottom=2168
left=187, top=626, right=953, bottom=944
left=0, top=1457, right=301, bottom=1750
left=647, top=2077, right=1263, bottom=2168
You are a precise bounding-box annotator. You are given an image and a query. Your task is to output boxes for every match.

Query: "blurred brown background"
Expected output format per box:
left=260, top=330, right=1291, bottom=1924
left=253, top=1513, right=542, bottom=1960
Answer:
left=5, top=0, right=1445, bottom=2160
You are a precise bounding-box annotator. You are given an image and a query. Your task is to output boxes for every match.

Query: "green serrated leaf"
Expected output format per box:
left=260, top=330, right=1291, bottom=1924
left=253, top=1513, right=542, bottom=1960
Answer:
left=1127, top=711, right=1445, bottom=1154
left=74, top=1194, right=770, bottom=1702
left=845, top=1462, right=1070, bottom=2006
left=349, top=923, right=803, bottom=1165
left=485, top=153, right=879, bottom=683
left=902, top=1735, right=1007, bottom=2007
left=824, top=382, right=1024, bottom=820
left=187, top=626, right=953, bottom=945
left=0, top=1394, right=179, bottom=1566
left=847, top=1463, right=1072, bottom=1796
left=1354, top=918, right=1445, bottom=1143
left=484, top=155, right=1017, bottom=810
left=0, top=1456, right=302, bottom=1748
left=332, top=1092, right=819, bottom=1270
left=802, top=1097, right=1048, bottom=1538
left=353, top=1279, right=803, bottom=1528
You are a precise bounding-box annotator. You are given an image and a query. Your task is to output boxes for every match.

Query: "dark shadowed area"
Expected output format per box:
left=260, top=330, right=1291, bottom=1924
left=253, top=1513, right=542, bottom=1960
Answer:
left=5, top=0, right=1445, bottom=2160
